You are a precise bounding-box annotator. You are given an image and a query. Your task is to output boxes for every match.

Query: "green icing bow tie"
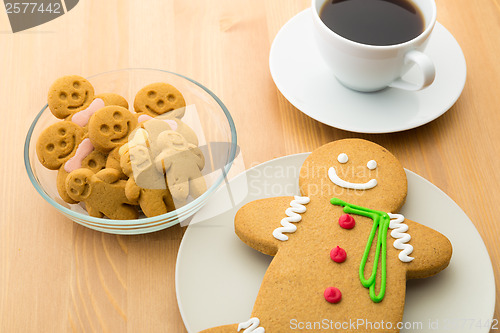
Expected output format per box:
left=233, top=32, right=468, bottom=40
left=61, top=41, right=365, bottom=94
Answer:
left=330, top=197, right=391, bottom=303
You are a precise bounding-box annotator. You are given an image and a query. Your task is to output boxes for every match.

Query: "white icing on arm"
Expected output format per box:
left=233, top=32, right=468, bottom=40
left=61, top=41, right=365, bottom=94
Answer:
left=388, top=213, right=414, bottom=262
left=272, top=196, right=310, bottom=241
left=238, top=317, right=265, bottom=333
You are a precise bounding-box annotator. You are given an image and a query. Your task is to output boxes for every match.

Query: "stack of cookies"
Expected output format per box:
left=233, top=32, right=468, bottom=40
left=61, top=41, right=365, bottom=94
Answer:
left=36, top=75, right=207, bottom=220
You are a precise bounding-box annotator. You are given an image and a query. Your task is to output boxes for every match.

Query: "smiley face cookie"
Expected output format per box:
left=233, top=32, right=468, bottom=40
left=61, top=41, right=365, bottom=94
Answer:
left=88, top=105, right=138, bottom=152
left=48, top=75, right=95, bottom=119
left=200, top=139, right=452, bottom=333
left=134, top=82, right=186, bottom=119
left=36, top=121, right=85, bottom=170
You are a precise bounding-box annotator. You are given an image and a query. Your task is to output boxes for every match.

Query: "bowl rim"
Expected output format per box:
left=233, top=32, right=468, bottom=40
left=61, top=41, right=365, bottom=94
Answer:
left=24, top=68, right=238, bottom=230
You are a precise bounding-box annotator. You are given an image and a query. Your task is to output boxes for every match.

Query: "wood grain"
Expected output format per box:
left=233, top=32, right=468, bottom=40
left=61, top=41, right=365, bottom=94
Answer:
left=0, top=0, right=498, bottom=331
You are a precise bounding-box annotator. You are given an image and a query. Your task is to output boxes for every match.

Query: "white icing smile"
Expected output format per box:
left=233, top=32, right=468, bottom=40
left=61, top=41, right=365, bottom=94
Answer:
left=328, top=153, right=378, bottom=190
left=328, top=167, right=377, bottom=190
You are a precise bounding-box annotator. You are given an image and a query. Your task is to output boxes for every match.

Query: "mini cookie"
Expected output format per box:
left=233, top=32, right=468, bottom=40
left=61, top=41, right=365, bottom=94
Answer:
left=95, top=93, right=129, bottom=109
left=104, top=145, right=128, bottom=179
left=36, top=123, right=108, bottom=204
left=36, top=121, right=85, bottom=170
left=88, top=105, right=138, bottom=152
left=47, top=75, right=95, bottom=119
left=154, top=131, right=206, bottom=205
left=56, top=149, right=108, bottom=204
left=81, top=150, right=108, bottom=174
left=138, top=114, right=199, bottom=152
left=58, top=140, right=107, bottom=204
left=65, top=168, right=138, bottom=220
left=200, top=139, right=452, bottom=333
left=134, top=82, right=186, bottom=119
left=120, top=146, right=175, bottom=217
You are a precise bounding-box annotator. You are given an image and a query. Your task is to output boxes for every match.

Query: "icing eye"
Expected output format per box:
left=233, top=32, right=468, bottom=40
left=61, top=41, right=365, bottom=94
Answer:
left=367, top=160, right=377, bottom=170
left=337, top=153, right=348, bottom=164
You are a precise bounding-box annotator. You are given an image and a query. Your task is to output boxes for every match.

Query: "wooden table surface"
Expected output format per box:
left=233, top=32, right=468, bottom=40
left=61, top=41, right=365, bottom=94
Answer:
left=1, top=0, right=498, bottom=332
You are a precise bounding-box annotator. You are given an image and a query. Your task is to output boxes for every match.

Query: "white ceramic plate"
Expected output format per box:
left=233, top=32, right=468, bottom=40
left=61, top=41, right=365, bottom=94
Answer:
left=176, top=153, right=494, bottom=333
left=269, top=10, right=467, bottom=133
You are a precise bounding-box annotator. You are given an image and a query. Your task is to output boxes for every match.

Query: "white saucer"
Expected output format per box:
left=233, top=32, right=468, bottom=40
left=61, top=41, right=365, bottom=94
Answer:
left=176, top=153, right=494, bottom=333
left=269, top=9, right=467, bottom=133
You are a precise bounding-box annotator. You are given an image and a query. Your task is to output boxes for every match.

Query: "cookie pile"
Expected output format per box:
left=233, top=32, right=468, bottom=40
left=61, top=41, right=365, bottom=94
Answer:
left=36, top=75, right=207, bottom=220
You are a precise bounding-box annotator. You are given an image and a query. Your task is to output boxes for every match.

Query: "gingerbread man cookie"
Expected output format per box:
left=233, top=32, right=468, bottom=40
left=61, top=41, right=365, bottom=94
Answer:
left=138, top=114, right=199, bottom=152
left=65, top=168, right=138, bottom=220
left=200, top=139, right=452, bottom=333
left=120, top=142, right=175, bottom=217
left=154, top=131, right=206, bottom=205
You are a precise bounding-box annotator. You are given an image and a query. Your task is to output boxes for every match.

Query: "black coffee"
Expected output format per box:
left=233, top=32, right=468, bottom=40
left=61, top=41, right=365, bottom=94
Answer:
left=319, top=0, right=425, bottom=46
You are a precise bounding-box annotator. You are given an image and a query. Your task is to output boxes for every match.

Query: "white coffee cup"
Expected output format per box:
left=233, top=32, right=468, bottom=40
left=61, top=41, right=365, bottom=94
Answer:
left=311, top=0, right=436, bottom=92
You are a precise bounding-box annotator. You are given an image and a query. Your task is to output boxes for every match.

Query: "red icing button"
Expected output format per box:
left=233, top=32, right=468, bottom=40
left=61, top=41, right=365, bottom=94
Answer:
left=330, top=246, right=347, bottom=263
left=324, top=287, right=342, bottom=304
left=339, top=214, right=355, bottom=229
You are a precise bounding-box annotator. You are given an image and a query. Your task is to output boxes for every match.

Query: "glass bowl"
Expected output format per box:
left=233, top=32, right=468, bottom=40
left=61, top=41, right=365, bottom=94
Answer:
left=24, top=68, right=237, bottom=234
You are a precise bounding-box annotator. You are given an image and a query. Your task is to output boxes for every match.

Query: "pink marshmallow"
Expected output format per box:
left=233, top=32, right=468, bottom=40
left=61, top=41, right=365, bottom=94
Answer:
left=138, top=114, right=153, bottom=123
left=64, top=138, right=94, bottom=172
left=72, top=98, right=105, bottom=127
left=138, top=114, right=178, bottom=131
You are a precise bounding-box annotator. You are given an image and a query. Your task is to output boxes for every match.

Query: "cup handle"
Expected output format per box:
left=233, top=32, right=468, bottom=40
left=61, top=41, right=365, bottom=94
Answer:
left=389, top=50, right=435, bottom=91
